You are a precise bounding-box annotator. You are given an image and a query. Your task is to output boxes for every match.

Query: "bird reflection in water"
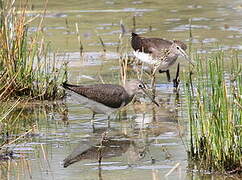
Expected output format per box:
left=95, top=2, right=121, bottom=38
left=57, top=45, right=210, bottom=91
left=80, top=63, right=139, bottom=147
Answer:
left=63, top=133, right=148, bottom=168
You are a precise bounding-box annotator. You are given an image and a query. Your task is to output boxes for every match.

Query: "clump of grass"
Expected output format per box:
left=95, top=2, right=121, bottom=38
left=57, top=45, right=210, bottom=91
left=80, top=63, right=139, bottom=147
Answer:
left=0, top=0, right=66, bottom=100
left=184, top=50, right=242, bottom=174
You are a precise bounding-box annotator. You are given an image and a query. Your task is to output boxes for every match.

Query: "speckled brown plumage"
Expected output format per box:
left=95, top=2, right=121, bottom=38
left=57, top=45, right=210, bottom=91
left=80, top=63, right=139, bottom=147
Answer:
left=131, top=32, right=187, bottom=55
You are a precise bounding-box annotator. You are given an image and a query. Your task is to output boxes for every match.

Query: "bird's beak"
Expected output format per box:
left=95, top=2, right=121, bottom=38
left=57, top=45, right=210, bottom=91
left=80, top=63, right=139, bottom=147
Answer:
left=178, top=48, right=195, bottom=67
left=140, top=87, right=160, bottom=107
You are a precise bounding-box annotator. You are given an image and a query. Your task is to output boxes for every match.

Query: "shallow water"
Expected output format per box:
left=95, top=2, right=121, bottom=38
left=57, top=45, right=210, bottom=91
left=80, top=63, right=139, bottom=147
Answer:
left=2, top=0, right=242, bottom=179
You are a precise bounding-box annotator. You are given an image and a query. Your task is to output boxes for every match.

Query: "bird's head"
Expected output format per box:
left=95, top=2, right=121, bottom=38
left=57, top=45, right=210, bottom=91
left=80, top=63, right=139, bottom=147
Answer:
left=124, top=80, right=146, bottom=96
left=124, top=80, right=160, bottom=107
left=170, top=42, right=194, bottom=66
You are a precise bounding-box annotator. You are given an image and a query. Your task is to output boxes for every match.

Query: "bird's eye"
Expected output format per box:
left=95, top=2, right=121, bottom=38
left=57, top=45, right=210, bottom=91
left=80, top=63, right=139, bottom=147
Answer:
left=176, top=46, right=180, bottom=50
left=138, top=84, right=143, bottom=88
left=139, top=153, right=145, bottom=158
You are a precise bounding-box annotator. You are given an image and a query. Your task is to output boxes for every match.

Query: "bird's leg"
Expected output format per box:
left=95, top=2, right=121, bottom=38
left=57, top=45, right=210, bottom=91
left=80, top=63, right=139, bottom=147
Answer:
left=107, top=115, right=110, bottom=128
left=151, top=67, right=156, bottom=100
left=173, top=63, right=180, bottom=90
left=91, top=113, right=96, bottom=132
left=151, top=75, right=156, bottom=100
left=166, top=70, right=171, bottom=82
left=158, top=69, right=171, bottom=82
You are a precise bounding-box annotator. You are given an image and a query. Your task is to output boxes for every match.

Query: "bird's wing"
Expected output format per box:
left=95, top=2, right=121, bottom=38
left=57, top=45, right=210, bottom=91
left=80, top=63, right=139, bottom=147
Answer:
left=146, top=38, right=173, bottom=50
left=131, top=34, right=172, bottom=54
left=63, top=84, right=129, bottom=108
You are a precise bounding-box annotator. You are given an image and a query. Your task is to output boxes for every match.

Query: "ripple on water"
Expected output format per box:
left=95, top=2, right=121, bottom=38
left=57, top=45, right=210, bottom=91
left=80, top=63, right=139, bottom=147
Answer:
left=135, top=28, right=156, bottom=34
left=136, top=164, right=173, bottom=169
left=220, top=26, right=242, bottom=33
left=192, top=17, right=210, bottom=21
left=98, top=23, right=118, bottom=26
left=187, top=5, right=203, bottom=9
left=153, top=142, right=179, bottom=146
left=105, top=1, right=114, bottom=5
left=156, top=83, right=174, bottom=92
left=11, top=147, right=35, bottom=152
left=89, top=42, right=119, bottom=46
left=79, top=75, right=96, bottom=80
left=85, top=161, right=120, bottom=166
left=57, top=51, right=119, bottom=67
left=67, top=8, right=155, bottom=13
left=165, top=18, right=181, bottom=22
left=45, top=13, right=68, bottom=18
left=227, top=34, right=242, bottom=39
left=168, top=24, right=210, bottom=32
left=148, top=132, right=178, bottom=141
left=94, top=165, right=129, bottom=170
left=201, top=38, right=218, bottom=43
left=46, top=26, right=66, bottom=30
left=100, top=30, right=122, bottom=35
left=96, top=26, right=111, bottom=30
left=211, top=45, right=242, bottom=51
left=132, top=1, right=143, bottom=5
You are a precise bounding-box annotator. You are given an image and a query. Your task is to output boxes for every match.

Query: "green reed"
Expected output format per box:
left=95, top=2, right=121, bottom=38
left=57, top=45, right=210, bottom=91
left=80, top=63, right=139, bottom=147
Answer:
left=0, top=0, right=66, bottom=100
left=184, top=50, right=242, bottom=174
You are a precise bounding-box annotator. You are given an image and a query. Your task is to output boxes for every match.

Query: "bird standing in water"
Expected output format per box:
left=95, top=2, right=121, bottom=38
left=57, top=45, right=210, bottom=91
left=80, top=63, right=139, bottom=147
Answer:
left=62, top=80, right=159, bottom=129
left=131, top=32, right=193, bottom=82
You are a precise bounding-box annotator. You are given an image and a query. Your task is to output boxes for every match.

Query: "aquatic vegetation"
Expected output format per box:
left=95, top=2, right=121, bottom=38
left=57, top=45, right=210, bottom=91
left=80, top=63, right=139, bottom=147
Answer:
left=0, top=99, right=67, bottom=179
left=184, top=50, right=242, bottom=174
left=0, top=0, right=66, bottom=100
left=0, top=98, right=33, bottom=169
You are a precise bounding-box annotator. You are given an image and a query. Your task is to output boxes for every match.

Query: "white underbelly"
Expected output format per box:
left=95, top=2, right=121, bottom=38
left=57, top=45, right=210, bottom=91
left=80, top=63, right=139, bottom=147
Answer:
left=66, top=89, right=118, bottom=115
left=133, top=51, right=176, bottom=71
left=133, top=51, right=157, bottom=65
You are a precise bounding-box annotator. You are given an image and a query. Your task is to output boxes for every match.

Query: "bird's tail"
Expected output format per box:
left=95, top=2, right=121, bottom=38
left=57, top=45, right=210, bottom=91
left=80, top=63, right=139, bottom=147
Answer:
left=62, top=81, right=78, bottom=90
left=131, top=32, right=138, bottom=38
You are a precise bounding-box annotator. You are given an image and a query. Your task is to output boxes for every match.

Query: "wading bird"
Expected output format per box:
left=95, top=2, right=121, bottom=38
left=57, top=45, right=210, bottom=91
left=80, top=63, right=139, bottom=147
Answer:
left=131, top=32, right=193, bottom=82
left=62, top=80, right=159, bottom=129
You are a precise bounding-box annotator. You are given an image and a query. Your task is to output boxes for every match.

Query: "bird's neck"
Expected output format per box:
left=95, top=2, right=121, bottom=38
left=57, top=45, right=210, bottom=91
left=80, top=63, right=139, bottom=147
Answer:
left=166, top=52, right=178, bottom=60
left=125, top=95, right=135, bottom=105
left=125, top=89, right=135, bottom=98
left=124, top=87, right=135, bottom=102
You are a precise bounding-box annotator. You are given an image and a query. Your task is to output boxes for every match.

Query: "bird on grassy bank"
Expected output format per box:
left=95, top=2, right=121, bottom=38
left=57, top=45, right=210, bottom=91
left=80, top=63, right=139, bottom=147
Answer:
left=62, top=80, right=159, bottom=129
left=131, top=32, right=194, bottom=82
